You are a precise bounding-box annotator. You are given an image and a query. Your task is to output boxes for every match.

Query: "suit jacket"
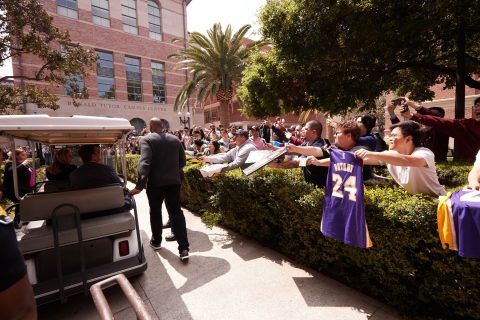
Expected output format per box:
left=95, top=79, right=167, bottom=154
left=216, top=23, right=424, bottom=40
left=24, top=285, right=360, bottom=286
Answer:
left=135, top=132, right=186, bottom=189
left=70, top=162, right=122, bottom=189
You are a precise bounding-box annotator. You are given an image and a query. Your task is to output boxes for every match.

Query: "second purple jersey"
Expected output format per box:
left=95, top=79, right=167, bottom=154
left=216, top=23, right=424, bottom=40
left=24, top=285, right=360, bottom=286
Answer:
left=438, top=190, right=480, bottom=258
left=322, top=149, right=372, bottom=248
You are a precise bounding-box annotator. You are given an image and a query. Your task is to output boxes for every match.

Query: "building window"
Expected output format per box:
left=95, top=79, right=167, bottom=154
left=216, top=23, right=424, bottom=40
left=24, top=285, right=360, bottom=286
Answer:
left=57, top=0, right=78, bottom=19
left=121, top=0, right=138, bottom=34
left=204, top=108, right=219, bottom=124
left=92, top=0, right=110, bottom=27
left=96, top=50, right=115, bottom=99
left=61, top=45, right=84, bottom=96
left=64, top=74, right=84, bottom=96
left=151, top=61, right=165, bottom=103
left=148, top=0, right=162, bottom=41
left=126, top=57, right=142, bottom=101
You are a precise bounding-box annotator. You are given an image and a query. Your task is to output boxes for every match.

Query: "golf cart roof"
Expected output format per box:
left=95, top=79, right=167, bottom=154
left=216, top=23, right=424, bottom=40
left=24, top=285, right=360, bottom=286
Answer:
left=0, top=115, right=134, bottom=145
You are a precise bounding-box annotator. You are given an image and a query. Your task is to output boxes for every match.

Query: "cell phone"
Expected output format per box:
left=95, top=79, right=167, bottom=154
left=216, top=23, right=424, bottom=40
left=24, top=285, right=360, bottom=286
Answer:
left=400, top=104, right=409, bottom=113
left=392, top=98, right=404, bottom=106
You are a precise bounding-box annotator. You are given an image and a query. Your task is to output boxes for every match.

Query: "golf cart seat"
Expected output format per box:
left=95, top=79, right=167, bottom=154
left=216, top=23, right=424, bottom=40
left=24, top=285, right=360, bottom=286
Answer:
left=19, top=184, right=135, bottom=254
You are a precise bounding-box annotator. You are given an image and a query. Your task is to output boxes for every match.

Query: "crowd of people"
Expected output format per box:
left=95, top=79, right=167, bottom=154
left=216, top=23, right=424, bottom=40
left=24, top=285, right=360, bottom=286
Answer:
left=1, top=97, right=479, bottom=209
left=174, top=97, right=480, bottom=196
left=1, top=98, right=480, bottom=319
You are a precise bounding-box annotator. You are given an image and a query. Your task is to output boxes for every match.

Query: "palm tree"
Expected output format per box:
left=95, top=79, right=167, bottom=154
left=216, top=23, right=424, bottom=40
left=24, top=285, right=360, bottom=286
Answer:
left=169, top=23, right=260, bottom=128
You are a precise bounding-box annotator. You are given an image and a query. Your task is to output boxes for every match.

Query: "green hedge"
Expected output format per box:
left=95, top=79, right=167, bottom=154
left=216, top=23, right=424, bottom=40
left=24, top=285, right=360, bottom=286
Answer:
left=124, top=156, right=478, bottom=319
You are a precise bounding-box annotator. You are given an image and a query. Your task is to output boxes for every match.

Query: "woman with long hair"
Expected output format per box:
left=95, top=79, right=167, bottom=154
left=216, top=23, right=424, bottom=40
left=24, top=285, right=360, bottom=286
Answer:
left=46, top=148, right=77, bottom=181
left=205, top=141, right=221, bottom=155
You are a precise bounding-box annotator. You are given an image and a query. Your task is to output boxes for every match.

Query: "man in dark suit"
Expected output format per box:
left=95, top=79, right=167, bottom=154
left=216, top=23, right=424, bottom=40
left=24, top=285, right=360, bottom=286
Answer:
left=129, top=118, right=189, bottom=261
left=70, top=145, right=122, bottom=188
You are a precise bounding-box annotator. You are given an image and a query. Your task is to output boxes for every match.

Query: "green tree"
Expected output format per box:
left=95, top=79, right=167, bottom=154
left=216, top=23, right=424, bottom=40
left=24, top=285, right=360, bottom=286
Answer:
left=169, top=23, right=261, bottom=127
left=238, top=0, right=480, bottom=118
left=0, top=0, right=97, bottom=113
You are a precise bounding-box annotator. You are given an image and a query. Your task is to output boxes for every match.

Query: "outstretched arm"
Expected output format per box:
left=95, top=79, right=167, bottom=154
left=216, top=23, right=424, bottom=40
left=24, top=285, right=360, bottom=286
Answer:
left=305, top=156, right=330, bottom=167
left=402, top=111, right=463, bottom=138
left=354, top=149, right=428, bottom=167
left=286, top=144, right=324, bottom=157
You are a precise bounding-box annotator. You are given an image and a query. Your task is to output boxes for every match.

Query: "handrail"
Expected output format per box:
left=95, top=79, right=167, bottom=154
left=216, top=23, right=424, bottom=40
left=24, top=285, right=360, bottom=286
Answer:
left=131, top=196, right=144, bottom=264
left=90, top=274, right=154, bottom=320
left=51, top=203, right=86, bottom=303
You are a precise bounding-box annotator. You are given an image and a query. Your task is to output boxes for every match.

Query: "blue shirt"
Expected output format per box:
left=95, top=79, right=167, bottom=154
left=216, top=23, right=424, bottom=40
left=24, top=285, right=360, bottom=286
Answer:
left=357, top=134, right=377, bottom=151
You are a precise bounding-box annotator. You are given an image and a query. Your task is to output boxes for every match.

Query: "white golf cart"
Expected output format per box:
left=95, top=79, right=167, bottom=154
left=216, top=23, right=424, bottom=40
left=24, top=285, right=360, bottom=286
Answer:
left=0, top=115, right=147, bottom=306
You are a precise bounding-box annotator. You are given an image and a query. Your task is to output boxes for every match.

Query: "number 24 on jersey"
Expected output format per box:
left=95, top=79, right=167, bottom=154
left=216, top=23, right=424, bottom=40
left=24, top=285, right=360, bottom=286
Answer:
left=331, top=173, right=357, bottom=202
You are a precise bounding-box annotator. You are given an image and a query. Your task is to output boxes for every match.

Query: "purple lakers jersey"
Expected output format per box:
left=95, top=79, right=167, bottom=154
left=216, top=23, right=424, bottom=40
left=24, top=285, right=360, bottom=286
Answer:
left=437, top=190, right=480, bottom=258
left=322, top=149, right=372, bottom=248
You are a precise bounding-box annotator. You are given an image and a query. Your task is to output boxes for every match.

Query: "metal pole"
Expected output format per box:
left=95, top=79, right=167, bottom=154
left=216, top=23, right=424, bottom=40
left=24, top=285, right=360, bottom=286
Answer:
left=454, top=0, right=466, bottom=159
left=9, top=136, right=21, bottom=201
left=90, top=274, right=154, bottom=320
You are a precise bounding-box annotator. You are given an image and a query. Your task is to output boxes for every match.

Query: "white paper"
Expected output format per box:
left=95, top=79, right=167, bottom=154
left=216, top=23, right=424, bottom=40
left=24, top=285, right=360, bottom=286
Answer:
left=200, top=164, right=228, bottom=178
left=242, top=147, right=287, bottom=176
left=298, top=157, right=307, bottom=167
left=245, top=150, right=274, bottom=163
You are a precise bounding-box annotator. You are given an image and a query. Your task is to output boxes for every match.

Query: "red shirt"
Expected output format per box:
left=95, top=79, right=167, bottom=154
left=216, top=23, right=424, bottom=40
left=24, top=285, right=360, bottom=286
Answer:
left=411, top=113, right=480, bottom=161
left=392, top=107, right=449, bottom=161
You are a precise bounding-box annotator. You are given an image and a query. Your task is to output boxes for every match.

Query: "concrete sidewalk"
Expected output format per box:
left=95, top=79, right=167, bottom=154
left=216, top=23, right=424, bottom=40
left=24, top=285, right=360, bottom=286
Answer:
left=38, top=183, right=401, bottom=320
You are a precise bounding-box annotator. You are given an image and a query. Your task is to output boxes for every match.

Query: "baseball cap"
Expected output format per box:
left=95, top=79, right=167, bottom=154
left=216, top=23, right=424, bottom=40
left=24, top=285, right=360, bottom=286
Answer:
left=233, top=129, right=249, bottom=138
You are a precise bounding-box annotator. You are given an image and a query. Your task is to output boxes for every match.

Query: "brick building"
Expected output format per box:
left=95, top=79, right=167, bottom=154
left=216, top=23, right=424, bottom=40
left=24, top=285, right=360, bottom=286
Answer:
left=12, top=0, right=202, bottom=132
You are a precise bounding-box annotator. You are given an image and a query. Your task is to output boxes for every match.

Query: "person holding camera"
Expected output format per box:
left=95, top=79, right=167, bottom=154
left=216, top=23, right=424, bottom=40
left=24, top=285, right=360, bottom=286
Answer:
left=388, top=97, right=449, bottom=161
left=397, top=97, right=480, bottom=161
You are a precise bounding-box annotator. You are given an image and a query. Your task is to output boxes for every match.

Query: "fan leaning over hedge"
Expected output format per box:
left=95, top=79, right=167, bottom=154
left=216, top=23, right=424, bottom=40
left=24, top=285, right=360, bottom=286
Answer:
left=182, top=166, right=478, bottom=320
left=121, top=153, right=478, bottom=319
left=354, top=121, right=446, bottom=196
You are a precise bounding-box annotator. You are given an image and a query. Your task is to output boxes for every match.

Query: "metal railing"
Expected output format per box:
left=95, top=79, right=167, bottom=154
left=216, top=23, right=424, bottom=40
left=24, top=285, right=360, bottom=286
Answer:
left=90, top=274, right=154, bottom=320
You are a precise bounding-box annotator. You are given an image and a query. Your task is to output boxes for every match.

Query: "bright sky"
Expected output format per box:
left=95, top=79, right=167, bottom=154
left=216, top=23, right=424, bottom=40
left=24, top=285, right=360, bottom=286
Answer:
left=0, top=0, right=266, bottom=77
left=186, top=0, right=266, bottom=39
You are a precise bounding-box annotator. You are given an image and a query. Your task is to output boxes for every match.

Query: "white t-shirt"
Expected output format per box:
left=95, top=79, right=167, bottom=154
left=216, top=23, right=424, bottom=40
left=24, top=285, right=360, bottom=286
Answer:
left=475, top=150, right=480, bottom=166
left=387, top=147, right=446, bottom=196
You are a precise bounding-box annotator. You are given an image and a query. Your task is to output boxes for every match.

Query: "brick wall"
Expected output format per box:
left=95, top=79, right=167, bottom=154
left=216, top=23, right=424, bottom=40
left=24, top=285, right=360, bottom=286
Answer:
left=12, top=0, right=193, bottom=129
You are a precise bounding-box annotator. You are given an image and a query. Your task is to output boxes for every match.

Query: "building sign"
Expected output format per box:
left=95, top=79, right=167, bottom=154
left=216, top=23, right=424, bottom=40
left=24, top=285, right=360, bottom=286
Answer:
left=65, top=100, right=168, bottom=112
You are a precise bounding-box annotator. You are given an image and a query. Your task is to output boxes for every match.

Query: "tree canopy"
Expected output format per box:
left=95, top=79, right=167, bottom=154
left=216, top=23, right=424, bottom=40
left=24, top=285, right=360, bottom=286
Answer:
left=0, top=0, right=96, bottom=113
left=238, top=0, right=480, bottom=118
left=169, top=23, right=262, bottom=127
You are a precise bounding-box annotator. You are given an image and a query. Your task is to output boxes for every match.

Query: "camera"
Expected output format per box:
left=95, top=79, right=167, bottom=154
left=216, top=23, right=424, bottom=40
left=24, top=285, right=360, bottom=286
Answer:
left=391, top=98, right=405, bottom=106
left=400, top=104, right=409, bottom=113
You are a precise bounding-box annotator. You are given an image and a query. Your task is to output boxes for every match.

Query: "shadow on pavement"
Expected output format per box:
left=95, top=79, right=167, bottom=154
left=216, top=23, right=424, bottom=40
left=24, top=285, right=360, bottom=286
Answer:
left=187, top=228, right=214, bottom=253
left=153, top=227, right=231, bottom=295
left=211, top=229, right=284, bottom=265
left=135, top=230, right=195, bottom=319
left=293, top=275, right=376, bottom=313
